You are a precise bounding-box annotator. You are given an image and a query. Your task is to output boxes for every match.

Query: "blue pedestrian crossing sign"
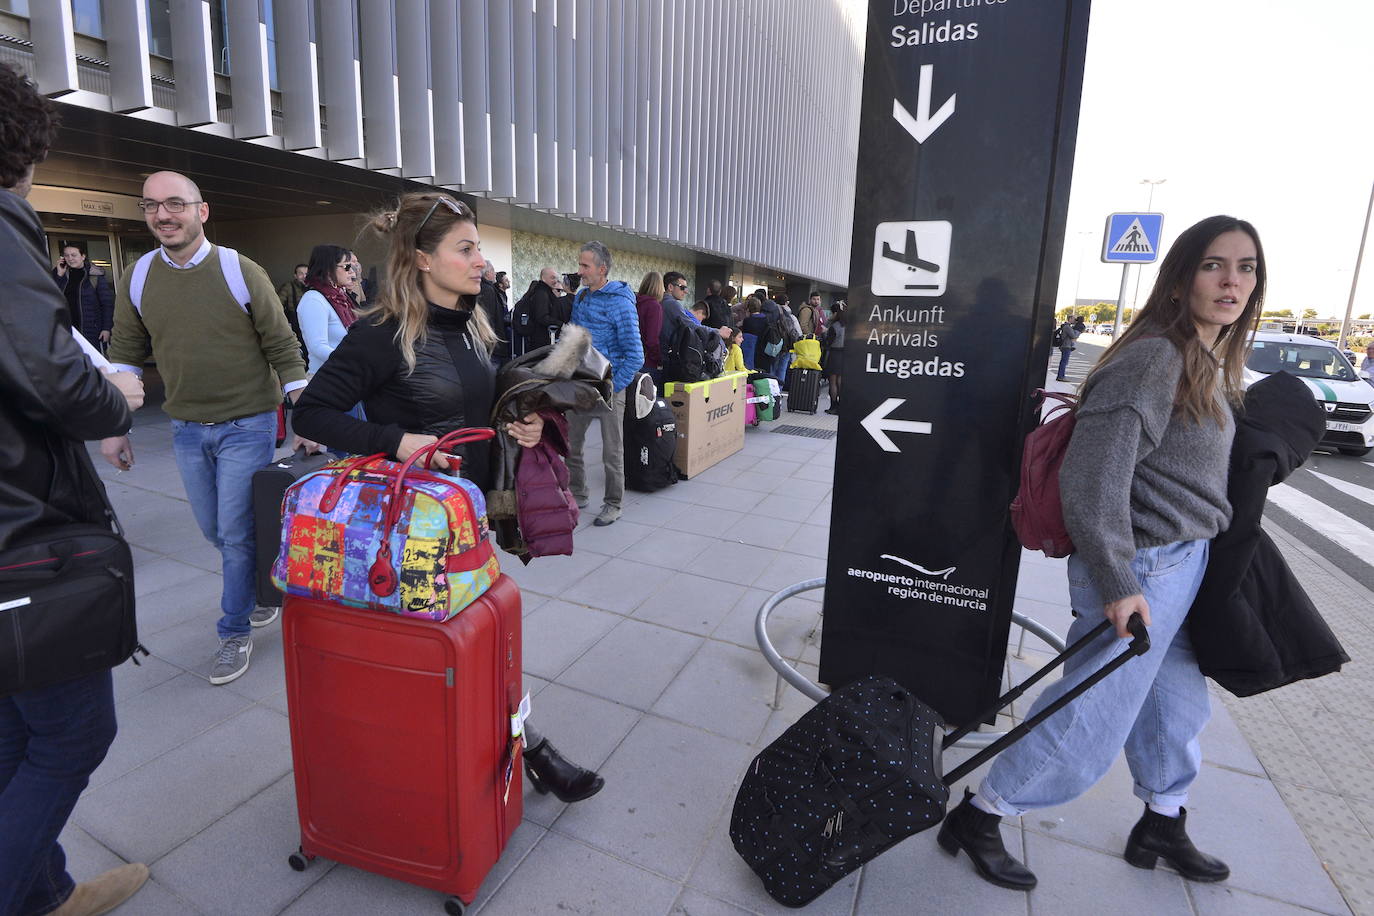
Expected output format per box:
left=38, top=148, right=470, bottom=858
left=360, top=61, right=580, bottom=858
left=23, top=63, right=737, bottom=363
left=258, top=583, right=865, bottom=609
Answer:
left=1102, top=212, right=1164, bottom=264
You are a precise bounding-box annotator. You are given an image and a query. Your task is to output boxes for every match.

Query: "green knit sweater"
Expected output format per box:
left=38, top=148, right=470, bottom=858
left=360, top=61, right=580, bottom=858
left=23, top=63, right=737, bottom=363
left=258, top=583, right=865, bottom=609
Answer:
left=107, top=246, right=306, bottom=423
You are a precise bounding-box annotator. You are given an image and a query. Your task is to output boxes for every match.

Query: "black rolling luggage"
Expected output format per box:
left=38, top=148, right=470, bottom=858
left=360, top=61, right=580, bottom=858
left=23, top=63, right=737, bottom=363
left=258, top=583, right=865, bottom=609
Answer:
left=730, top=615, right=1150, bottom=907
left=623, top=375, right=679, bottom=492
left=252, top=448, right=333, bottom=607
left=788, top=368, right=822, bottom=414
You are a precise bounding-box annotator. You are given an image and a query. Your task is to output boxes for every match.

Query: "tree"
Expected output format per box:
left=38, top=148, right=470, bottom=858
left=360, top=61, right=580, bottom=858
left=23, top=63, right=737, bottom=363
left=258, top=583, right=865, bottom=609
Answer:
left=1360, top=313, right=1370, bottom=320
left=1302, top=308, right=1318, bottom=319
left=1265, top=309, right=1294, bottom=318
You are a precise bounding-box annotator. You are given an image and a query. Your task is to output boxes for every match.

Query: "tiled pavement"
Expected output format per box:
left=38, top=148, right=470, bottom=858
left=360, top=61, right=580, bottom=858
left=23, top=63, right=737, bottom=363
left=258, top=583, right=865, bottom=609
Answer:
left=62, top=368, right=1364, bottom=915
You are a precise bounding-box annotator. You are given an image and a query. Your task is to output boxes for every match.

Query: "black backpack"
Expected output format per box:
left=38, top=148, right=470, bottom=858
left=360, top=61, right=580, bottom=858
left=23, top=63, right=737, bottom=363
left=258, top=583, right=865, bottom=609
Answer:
left=623, top=395, right=679, bottom=492
left=511, top=293, right=536, bottom=342
left=663, top=319, right=724, bottom=383
left=730, top=676, right=948, bottom=907
left=1052, top=324, right=1066, bottom=348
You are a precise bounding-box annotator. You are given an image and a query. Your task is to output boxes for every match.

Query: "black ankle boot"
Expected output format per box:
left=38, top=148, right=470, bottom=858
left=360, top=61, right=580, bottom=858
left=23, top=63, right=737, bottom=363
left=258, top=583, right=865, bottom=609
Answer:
left=1123, top=806, right=1229, bottom=882
left=936, top=789, right=1037, bottom=890
left=523, top=739, right=605, bottom=803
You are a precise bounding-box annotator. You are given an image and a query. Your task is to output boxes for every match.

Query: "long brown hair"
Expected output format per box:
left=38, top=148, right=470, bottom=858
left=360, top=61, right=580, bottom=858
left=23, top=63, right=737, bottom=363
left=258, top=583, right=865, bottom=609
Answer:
left=1085, top=215, right=1266, bottom=426
left=639, top=271, right=665, bottom=301
left=362, top=192, right=497, bottom=372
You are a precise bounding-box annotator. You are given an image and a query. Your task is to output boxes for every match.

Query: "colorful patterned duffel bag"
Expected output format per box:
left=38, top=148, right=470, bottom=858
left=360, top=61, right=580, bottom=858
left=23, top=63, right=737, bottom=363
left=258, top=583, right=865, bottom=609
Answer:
left=271, top=429, right=500, bottom=620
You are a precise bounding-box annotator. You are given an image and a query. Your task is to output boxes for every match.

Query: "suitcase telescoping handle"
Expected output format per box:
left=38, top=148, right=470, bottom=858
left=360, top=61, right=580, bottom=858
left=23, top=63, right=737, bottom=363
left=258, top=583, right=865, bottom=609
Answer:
left=941, top=613, right=1149, bottom=787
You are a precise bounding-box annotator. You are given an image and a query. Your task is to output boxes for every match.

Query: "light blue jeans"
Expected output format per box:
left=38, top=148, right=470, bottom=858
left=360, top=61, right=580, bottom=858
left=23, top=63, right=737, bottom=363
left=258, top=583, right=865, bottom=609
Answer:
left=980, top=540, right=1211, bottom=816
left=171, top=410, right=276, bottom=639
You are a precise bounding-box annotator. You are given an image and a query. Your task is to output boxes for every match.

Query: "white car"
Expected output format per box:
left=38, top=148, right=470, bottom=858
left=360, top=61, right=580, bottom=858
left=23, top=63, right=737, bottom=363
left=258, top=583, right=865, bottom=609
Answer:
left=1242, top=331, right=1374, bottom=457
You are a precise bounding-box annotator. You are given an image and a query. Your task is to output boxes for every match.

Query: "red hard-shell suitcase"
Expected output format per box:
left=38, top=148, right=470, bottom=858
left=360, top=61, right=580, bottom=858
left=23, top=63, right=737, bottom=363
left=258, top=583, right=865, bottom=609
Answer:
left=282, top=575, right=524, bottom=914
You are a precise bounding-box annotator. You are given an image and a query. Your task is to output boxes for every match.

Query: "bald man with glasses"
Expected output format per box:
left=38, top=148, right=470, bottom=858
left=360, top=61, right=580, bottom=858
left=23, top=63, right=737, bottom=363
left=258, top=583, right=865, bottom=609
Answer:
left=105, top=171, right=306, bottom=686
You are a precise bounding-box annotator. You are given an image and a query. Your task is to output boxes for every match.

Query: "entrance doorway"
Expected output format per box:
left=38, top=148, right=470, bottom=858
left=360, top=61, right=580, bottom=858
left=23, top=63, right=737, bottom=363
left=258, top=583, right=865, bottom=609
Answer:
left=46, top=231, right=115, bottom=279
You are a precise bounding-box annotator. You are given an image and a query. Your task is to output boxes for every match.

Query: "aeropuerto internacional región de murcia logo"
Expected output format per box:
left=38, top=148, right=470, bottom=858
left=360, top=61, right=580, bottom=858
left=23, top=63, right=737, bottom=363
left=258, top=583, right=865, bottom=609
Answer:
left=846, top=554, right=992, bottom=612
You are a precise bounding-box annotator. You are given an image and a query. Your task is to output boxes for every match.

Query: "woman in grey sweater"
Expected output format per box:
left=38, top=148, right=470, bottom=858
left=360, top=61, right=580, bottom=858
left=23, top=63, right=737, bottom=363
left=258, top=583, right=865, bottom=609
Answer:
left=938, top=216, right=1266, bottom=891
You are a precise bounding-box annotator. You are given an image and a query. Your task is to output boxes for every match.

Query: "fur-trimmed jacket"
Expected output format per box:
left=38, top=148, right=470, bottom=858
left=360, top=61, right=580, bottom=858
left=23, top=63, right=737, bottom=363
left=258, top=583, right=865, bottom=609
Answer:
left=488, top=325, right=614, bottom=562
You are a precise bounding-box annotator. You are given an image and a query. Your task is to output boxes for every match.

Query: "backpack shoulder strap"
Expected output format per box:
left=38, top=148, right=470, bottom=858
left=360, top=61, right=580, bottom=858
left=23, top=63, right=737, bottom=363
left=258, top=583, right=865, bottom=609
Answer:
left=128, top=250, right=158, bottom=314
left=215, top=245, right=252, bottom=314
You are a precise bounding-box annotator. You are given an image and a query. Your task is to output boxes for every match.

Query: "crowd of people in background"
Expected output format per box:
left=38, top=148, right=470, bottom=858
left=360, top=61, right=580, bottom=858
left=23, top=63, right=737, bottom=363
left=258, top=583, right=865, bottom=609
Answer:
left=259, top=242, right=851, bottom=517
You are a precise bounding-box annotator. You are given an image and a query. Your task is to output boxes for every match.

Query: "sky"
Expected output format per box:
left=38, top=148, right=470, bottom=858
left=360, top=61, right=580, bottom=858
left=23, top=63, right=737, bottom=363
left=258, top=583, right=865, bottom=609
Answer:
left=1056, top=0, right=1374, bottom=320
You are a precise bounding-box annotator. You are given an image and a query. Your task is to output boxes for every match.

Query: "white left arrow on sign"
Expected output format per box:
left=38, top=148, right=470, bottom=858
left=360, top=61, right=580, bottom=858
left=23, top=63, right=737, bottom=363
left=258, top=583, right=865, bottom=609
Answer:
left=892, top=64, right=955, bottom=144
left=861, top=398, right=933, bottom=453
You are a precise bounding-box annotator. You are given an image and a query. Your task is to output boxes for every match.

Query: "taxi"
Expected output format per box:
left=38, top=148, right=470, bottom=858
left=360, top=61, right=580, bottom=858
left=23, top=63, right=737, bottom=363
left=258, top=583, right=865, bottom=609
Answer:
left=1243, top=331, right=1374, bottom=457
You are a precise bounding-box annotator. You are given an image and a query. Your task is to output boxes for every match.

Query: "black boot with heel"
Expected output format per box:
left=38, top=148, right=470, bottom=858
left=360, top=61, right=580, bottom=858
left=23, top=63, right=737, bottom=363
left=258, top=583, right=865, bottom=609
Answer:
left=523, top=739, right=605, bottom=803
left=1123, top=806, right=1229, bottom=882
left=936, top=789, right=1038, bottom=890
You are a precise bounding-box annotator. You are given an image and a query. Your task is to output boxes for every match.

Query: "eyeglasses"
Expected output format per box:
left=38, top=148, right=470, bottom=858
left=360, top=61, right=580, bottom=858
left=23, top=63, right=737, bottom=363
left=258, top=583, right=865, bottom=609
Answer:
left=138, top=198, right=202, bottom=214
left=676, top=282, right=688, bottom=290
left=416, top=195, right=464, bottom=239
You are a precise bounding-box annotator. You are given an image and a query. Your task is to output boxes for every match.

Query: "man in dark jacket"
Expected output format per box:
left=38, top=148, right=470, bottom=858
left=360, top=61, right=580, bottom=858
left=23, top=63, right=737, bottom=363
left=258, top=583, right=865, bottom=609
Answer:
left=52, top=244, right=115, bottom=348
left=702, top=279, right=731, bottom=329
left=512, top=267, right=571, bottom=355
left=479, top=264, right=511, bottom=365
left=0, top=61, right=150, bottom=916
left=1187, top=372, right=1348, bottom=696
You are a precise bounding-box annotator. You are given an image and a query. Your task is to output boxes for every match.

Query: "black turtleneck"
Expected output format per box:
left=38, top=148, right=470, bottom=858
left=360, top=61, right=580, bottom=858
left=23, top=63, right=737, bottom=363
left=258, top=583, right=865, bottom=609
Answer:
left=61, top=266, right=85, bottom=327
left=293, top=303, right=497, bottom=489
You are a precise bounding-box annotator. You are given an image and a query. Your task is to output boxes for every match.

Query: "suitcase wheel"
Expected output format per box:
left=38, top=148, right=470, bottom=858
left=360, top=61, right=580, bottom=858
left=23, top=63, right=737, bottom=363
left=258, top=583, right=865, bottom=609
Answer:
left=287, top=849, right=315, bottom=872
left=444, top=897, right=466, bottom=916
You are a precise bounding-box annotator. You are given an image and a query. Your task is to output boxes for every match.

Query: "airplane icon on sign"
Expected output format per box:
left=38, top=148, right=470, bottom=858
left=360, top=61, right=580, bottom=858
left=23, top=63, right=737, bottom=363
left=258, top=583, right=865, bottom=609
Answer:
left=871, top=221, right=951, bottom=297
left=882, top=229, right=940, bottom=273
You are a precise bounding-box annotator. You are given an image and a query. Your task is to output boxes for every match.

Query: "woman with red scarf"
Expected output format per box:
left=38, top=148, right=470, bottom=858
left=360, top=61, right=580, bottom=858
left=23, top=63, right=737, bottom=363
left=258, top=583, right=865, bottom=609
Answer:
left=298, top=244, right=359, bottom=375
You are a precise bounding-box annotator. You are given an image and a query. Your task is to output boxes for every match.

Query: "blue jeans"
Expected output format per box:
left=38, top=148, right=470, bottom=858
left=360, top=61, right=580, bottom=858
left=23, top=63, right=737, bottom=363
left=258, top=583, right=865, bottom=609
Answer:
left=171, top=410, right=276, bottom=639
left=980, top=540, right=1210, bottom=815
left=0, top=670, right=117, bottom=916
left=1056, top=347, right=1073, bottom=378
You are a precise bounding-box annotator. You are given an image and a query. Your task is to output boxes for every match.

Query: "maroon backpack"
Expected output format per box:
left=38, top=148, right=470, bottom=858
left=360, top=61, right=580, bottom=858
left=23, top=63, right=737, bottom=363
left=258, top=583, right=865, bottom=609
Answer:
left=1010, top=389, right=1079, bottom=557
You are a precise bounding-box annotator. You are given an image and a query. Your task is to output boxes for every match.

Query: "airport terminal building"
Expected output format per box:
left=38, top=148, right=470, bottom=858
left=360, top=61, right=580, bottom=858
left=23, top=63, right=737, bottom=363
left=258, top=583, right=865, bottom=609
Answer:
left=1, top=0, right=865, bottom=302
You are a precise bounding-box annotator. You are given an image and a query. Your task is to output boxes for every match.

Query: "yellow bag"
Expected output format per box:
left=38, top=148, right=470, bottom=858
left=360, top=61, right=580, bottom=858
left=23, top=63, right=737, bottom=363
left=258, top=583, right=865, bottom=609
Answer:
left=791, top=336, right=823, bottom=371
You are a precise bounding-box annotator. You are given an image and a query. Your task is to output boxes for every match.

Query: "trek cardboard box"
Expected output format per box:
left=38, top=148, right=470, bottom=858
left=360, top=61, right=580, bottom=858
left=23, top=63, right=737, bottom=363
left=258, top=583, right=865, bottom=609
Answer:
left=663, top=371, right=748, bottom=478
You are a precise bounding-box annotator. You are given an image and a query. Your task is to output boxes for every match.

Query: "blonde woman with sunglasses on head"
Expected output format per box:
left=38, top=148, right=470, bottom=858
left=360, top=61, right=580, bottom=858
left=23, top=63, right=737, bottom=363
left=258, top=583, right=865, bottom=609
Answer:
left=293, top=192, right=605, bottom=803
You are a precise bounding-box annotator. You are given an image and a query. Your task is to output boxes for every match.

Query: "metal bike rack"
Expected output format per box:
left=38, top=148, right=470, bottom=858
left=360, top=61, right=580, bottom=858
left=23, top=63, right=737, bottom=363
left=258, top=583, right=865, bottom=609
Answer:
left=757, top=578, right=1068, bottom=749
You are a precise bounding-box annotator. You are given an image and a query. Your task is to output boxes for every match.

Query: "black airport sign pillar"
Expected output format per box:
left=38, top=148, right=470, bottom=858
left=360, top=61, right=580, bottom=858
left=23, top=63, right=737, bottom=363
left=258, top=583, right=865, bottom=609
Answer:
left=821, top=0, right=1091, bottom=725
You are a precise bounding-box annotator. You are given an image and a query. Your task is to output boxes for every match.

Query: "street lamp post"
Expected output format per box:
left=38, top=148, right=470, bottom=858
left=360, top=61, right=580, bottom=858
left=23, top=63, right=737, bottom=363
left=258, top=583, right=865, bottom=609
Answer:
left=1128, top=178, right=1167, bottom=317
left=1072, top=229, right=1094, bottom=307
left=1338, top=179, right=1373, bottom=352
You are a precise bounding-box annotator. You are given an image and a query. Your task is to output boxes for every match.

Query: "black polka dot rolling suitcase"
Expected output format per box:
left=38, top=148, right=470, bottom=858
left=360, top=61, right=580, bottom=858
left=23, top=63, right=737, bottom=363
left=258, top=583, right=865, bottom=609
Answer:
left=730, top=616, right=1150, bottom=907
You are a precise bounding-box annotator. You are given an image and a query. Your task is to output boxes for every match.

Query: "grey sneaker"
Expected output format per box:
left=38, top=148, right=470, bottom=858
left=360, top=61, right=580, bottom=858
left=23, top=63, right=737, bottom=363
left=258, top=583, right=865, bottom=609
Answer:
left=593, top=505, right=621, bottom=527
left=574, top=494, right=590, bottom=509
left=249, top=605, right=280, bottom=628
left=209, top=636, right=252, bottom=685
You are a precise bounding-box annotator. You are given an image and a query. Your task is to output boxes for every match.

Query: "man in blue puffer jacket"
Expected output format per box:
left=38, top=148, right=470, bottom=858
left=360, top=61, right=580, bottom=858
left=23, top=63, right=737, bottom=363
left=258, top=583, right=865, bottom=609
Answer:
left=568, top=240, right=643, bottom=527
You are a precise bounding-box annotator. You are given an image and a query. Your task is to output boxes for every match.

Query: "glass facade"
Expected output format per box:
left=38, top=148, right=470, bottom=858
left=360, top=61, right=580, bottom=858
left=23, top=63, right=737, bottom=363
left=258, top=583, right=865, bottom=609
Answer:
left=69, top=0, right=101, bottom=37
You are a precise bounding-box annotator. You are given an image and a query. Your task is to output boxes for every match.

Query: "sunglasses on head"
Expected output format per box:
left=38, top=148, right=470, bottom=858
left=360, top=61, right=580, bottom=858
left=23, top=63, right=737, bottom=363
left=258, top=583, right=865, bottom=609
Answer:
left=416, top=195, right=464, bottom=238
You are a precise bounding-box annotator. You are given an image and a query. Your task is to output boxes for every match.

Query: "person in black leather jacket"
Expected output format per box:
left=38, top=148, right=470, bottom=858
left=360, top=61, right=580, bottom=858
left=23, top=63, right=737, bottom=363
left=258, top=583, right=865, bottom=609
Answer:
left=0, top=61, right=150, bottom=916
left=292, top=191, right=605, bottom=805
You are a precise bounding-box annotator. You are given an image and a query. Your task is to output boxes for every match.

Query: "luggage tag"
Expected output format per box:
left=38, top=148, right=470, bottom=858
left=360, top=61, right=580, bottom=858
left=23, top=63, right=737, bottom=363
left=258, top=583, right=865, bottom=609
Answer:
left=503, top=693, right=532, bottom=803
